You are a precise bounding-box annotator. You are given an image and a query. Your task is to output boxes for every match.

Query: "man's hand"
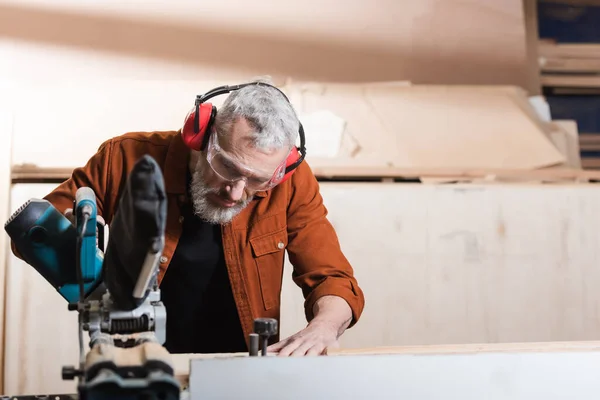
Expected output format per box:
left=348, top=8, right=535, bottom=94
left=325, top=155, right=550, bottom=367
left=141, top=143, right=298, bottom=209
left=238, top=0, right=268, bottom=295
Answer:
left=267, top=295, right=352, bottom=356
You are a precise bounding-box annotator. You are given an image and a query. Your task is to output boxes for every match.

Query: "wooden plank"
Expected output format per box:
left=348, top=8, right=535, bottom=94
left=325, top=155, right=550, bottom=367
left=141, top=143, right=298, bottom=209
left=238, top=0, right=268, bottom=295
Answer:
left=523, top=0, right=541, bottom=95
left=579, top=133, right=600, bottom=145
left=0, top=1, right=531, bottom=88
left=279, top=183, right=600, bottom=348
left=579, top=133, right=600, bottom=159
left=0, top=111, right=13, bottom=394
left=541, top=57, right=600, bottom=74
left=329, top=340, right=600, bottom=356
left=12, top=164, right=600, bottom=183
left=286, top=83, right=565, bottom=170
left=7, top=81, right=237, bottom=169
left=581, top=144, right=600, bottom=151
left=539, top=0, right=600, bottom=6
left=541, top=74, right=600, bottom=88
left=171, top=340, right=600, bottom=385
left=582, top=158, right=600, bottom=169
left=312, top=166, right=598, bottom=182
left=546, top=120, right=581, bottom=168
left=538, top=42, right=600, bottom=60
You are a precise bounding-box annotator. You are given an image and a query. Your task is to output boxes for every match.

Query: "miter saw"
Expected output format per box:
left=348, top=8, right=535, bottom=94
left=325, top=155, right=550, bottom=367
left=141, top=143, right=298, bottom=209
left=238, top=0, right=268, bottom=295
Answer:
left=5, top=155, right=180, bottom=399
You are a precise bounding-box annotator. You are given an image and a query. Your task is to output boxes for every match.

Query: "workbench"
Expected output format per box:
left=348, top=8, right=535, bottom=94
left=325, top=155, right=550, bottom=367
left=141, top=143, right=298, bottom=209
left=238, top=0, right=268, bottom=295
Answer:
left=172, top=340, right=600, bottom=399
left=4, top=341, right=600, bottom=398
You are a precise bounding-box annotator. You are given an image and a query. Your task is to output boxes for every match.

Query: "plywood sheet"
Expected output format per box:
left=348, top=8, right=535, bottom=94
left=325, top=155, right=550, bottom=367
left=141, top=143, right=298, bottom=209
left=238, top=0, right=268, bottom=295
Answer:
left=0, top=112, right=13, bottom=394
left=546, top=120, right=582, bottom=168
left=279, top=183, right=600, bottom=349
left=8, top=80, right=236, bottom=169
left=3, top=184, right=85, bottom=395
left=285, top=83, right=565, bottom=170
left=0, top=0, right=531, bottom=89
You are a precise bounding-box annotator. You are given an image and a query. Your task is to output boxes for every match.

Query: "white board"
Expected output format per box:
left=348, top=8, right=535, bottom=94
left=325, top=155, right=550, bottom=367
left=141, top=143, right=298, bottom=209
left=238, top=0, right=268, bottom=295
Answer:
left=188, top=349, right=600, bottom=399
left=280, top=183, right=600, bottom=349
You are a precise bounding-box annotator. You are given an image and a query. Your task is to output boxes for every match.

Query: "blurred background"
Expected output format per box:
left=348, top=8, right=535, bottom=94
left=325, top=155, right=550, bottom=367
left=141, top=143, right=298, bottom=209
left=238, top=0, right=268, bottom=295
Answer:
left=2, top=0, right=600, bottom=395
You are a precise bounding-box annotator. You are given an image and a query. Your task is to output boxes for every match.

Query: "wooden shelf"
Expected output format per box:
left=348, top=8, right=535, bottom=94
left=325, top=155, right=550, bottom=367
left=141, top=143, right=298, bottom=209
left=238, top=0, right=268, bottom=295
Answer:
left=11, top=164, right=600, bottom=184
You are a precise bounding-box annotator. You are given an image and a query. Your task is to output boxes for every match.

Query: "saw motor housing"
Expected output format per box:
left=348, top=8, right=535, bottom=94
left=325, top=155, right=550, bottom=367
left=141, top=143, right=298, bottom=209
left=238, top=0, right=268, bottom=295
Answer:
left=5, top=155, right=179, bottom=399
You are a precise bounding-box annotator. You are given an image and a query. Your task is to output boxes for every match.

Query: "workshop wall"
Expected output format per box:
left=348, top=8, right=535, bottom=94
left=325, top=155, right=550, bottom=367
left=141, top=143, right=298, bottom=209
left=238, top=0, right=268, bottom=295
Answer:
left=0, top=0, right=534, bottom=89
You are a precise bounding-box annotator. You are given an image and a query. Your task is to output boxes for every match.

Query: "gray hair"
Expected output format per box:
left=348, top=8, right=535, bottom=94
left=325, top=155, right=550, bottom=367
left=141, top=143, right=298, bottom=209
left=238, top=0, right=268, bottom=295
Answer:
left=214, top=76, right=299, bottom=150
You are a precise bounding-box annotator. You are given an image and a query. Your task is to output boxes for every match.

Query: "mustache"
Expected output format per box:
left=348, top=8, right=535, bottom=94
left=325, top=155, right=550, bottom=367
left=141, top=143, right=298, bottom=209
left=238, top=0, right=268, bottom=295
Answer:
left=191, top=173, right=247, bottom=204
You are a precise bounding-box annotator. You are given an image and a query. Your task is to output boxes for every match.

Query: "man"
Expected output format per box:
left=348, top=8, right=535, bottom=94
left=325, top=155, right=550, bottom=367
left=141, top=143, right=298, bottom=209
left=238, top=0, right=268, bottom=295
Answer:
left=14, top=78, right=365, bottom=356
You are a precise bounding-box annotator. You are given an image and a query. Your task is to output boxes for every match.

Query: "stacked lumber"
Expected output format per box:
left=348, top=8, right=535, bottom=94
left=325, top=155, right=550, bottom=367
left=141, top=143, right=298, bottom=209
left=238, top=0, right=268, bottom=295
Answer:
left=537, top=1, right=600, bottom=92
left=7, top=80, right=596, bottom=183
left=279, top=80, right=590, bottom=183
left=536, top=2, right=600, bottom=169
left=579, top=133, right=600, bottom=168
left=539, top=40, right=600, bottom=91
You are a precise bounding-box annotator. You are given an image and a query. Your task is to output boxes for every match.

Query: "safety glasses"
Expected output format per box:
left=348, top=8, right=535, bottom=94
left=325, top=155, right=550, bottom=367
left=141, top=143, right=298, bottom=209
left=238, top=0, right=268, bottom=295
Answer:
left=205, top=131, right=290, bottom=191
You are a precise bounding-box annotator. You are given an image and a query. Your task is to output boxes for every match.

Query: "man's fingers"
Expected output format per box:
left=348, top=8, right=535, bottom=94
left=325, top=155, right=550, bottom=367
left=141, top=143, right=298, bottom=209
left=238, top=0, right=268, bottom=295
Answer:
left=306, top=344, right=326, bottom=357
left=267, top=336, right=292, bottom=352
left=277, top=338, right=305, bottom=357
left=290, top=341, right=316, bottom=357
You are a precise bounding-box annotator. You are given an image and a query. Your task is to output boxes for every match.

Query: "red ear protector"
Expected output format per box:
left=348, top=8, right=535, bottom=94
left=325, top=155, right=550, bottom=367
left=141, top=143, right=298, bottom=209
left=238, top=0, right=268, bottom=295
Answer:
left=181, top=82, right=306, bottom=185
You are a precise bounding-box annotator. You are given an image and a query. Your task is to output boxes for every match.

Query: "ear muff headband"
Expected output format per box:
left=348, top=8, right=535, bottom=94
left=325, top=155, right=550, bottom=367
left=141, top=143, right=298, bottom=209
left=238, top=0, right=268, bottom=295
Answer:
left=182, top=82, right=306, bottom=178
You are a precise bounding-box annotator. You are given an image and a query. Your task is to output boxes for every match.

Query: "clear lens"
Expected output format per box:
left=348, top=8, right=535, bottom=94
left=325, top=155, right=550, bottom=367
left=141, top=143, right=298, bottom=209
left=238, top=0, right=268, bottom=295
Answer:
left=205, top=132, right=288, bottom=191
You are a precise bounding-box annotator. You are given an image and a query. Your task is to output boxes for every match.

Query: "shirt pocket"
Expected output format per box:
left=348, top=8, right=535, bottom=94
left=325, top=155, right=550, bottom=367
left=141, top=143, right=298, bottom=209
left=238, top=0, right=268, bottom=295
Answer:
left=249, top=226, right=288, bottom=310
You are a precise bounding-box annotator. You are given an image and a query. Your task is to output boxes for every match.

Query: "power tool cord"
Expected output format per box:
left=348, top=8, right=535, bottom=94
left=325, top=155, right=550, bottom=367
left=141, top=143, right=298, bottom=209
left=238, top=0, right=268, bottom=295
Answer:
left=75, top=211, right=90, bottom=378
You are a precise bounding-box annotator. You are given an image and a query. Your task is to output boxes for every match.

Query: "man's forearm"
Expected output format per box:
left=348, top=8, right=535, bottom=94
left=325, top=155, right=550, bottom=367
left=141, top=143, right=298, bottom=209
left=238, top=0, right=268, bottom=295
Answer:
left=310, top=295, right=353, bottom=338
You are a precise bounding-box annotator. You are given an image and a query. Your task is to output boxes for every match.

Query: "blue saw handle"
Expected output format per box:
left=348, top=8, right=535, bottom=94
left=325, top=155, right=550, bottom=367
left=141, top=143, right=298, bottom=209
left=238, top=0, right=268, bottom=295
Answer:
left=75, top=187, right=98, bottom=283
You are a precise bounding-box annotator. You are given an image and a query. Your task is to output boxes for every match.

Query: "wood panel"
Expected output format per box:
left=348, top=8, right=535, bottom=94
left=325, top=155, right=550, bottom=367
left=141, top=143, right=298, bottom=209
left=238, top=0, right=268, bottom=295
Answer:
left=285, top=83, right=565, bottom=170
left=3, top=183, right=84, bottom=395
left=171, top=340, right=600, bottom=386
left=279, top=183, right=600, bottom=348
left=0, top=111, right=14, bottom=394
left=7, top=80, right=242, bottom=169
left=185, top=343, right=600, bottom=399
left=12, top=164, right=600, bottom=184
left=0, top=0, right=532, bottom=90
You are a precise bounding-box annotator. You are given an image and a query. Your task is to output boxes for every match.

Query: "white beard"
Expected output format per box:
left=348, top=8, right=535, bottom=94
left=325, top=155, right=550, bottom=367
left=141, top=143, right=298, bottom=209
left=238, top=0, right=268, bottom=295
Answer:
left=188, top=154, right=253, bottom=225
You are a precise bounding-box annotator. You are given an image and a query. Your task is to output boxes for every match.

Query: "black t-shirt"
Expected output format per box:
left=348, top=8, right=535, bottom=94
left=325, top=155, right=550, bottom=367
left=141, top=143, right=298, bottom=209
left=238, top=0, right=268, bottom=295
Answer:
left=159, top=190, right=247, bottom=354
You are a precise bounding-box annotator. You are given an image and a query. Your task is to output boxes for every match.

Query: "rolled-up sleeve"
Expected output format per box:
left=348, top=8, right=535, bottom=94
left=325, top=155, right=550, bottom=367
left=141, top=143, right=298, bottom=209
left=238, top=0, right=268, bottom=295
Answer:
left=285, top=161, right=365, bottom=327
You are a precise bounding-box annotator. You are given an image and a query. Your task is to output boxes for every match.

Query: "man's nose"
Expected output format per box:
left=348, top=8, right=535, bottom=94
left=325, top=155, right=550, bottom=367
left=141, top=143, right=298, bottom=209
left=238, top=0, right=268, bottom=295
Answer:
left=226, top=180, right=246, bottom=201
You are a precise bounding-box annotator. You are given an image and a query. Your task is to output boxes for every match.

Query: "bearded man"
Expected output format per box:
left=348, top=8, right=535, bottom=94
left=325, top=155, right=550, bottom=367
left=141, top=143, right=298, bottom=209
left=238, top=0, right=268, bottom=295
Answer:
left=29, top=79, right=365, bottom=357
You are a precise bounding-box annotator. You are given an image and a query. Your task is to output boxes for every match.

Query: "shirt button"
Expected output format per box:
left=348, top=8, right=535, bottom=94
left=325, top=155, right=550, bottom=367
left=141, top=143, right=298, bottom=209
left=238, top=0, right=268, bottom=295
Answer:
left=160, top=256, right=168, bottom=264
left=277, top=241, right=284, bottom=249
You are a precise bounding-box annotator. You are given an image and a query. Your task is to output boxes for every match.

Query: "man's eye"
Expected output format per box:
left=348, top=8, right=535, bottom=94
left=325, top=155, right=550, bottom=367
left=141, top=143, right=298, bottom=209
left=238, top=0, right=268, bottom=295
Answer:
left=220, top=159, right=239, bottom=174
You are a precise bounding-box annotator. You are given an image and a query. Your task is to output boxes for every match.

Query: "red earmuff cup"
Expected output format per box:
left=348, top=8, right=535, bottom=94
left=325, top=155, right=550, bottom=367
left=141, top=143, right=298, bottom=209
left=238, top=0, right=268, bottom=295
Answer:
left=279, top=146, right=301, bottom=184
left=181, top=103, right=215, bottom=151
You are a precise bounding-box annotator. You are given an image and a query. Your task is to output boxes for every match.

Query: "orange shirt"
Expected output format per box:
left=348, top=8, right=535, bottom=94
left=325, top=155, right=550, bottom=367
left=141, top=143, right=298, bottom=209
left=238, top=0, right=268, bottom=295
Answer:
left=15, top=130, right=365, bottom=345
